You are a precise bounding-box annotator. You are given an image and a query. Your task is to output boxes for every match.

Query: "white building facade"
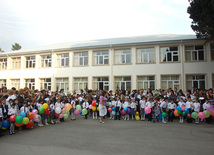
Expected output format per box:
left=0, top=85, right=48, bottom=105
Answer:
left=0, top=35, right=214, bottom=92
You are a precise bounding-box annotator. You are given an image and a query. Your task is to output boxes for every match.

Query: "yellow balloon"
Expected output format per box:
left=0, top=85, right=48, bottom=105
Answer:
left=97, top=107, right=99, bottom=111
left=22, top=117, right=29, bottom=125
left=136, top=116, right=140, bottom=121
left=92, top=106, right=96, bottom=111
left=43, top=103, right=48, bottom=109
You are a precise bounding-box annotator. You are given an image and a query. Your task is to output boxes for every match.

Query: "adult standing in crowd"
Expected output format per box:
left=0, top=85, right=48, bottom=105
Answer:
left=99, top=91, right=108, bottom=123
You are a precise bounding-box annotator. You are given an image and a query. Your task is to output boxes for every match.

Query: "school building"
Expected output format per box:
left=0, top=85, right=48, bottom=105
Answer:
left=0, top=34, right=214, bottom=92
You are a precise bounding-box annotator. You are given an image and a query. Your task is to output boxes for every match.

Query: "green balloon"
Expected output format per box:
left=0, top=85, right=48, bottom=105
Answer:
left=107, top=102, right=110, bottom=106
left=182, top=112, right=186, bottom=116
left=136, top=112, right=139, bottom=115
left=39, top=108, right=44, bottom=114
left=203, top=110, right=210, bottom=118
left=82, top=109, right=88, bottom=115
left=191, top=112, right=198, bottom=119
left=177, top=110, right=182, bottom=114
left=63, top=113, right=68, bottom=119
left=76, top=105, right=81, bottom=110
left=15, top=116, right=23, bottom=124
left=66, top=110, right=70, bottom=115
left=47, top=117, right=51, bottom=123
left=162, top=112, right=167, bottom=118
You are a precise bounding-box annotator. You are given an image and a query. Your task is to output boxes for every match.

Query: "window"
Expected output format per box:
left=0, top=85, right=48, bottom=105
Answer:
left=186, top=75, right=205, bottom=90
left=40, top=78, right=51, bottom=90
left=74, top=52, right=88, bottom=66
left=0, top=58, right=7, bottom=69
left=57, top=53, right=69, bottom=67
left=161, top=75, right=180, bottom=90
left=161, top=47, right=179, bottom=62
left=114, top=49, right=131, bottom=64
left=93, top=51, right=108, bottom=65
left=211, top=44, right=214, bottom=60
left=114, top=77, right=131, bottom=90
left=56, top=78, right=69, bottom=92
left=12, top=57, right=21, bottom=69
left=136, top=48, right=154, bottom=63
left=0, top=79, right=6, bottom=87
left=74, top=77, right=88, bottom=91
left=11, top=79, right=20, bottom=89
left=212, top=74, right=214, bottom=88
left=137, top=76, right=155, bottom=90
left=26, top=56, right=35, bottom=68
left=25, top=79, right=35, bottom=90
left=185, top=45, right=204, bottom=61
left=41, top=55, right=52, bottom=67
left=93, top=77, right=109, bottom=90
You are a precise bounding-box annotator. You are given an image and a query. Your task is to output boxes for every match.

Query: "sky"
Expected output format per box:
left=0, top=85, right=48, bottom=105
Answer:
left=0, top=0, right=195, bottom=52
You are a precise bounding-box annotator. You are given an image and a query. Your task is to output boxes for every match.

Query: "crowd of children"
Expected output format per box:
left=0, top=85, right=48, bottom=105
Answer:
left=0, top=86, right=214, bottom=137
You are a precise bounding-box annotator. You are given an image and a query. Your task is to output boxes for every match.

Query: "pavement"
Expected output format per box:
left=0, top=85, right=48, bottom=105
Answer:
left=0, top=116, right=214, bottom=155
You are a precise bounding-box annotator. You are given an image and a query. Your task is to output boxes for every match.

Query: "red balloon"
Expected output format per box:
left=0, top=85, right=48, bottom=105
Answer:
left=187, top=113, right=191, bottom=119
left=92, top=102, right=96, bottom=107
left=174, top=109, right=180, bottom=117
left=44, top=109, right=50, bottom=115
left=15, top=122, right=23, bottom=127
left=54, top=112, right=60, bottom=117
left=108, top=108, right=112, bottom=112
left=10, top=114, right=16, bottom=122
left=26, top=121, right=33, bottom=128
left=27, top=112, right=34, bottom=120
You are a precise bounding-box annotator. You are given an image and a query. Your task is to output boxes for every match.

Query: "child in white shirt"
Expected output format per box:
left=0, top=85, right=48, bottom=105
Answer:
left=130, top=98, right=137, bottom=121
left=123, top=98, right=130, bottom=121
left=8, top=103, right=16, bottom=135
left=160, top=98, right=168, bottom=123
left=168, top=99, right=176, bottom=122
left=83, top=98, right=89, bottom=119
left=146, top=98, right=153, bottom=122
left=140, top=96, right=146, bottom=121
left=110, top=98, right=116, bottom=120
left=178, top=98, right=186, bottom=123
left=193, top=98, right=200, bottom=124
left=71, top=98, right=76, bottom=120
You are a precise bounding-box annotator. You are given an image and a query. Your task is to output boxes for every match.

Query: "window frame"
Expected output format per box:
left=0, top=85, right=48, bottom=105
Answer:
left=93, top=51, right=109, bottom=65
left=10, top=79, right=20, bottom=90
left=57, top=53, right=69, bottom=67
left=74, top=52, right=88, bottom=66
left=41, top=54, right=52, bottom=67
left=114, top=49, right=131, bottom=64
left=160, top=46, right=179, bottom=62
left=114, top=76, right=131, bottom=90
left=93, top=77, right=109, bottom=90
left=186, top=74, right=206, bottom=90
left=25, top=79, right=35, bottom=90
left=137, top=76, right=155, bottom=90
left=26, top=56, right=36, bottom=68
left=0, top=79, right=7, bottom=87
left=136, top=47, right=155, bottom=63
left=73, top=77, right=88, bottom=91
left=56, top=78, right=69, bottom=92
left=11, top=57, right=21, bottom=69
left=0, top=58, right=7, bottom=70
left=185, top=45, right=205, bottom=61
left=161, top=75, right=180, bottom=90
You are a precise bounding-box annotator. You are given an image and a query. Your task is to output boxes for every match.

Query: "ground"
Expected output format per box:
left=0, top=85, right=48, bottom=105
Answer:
left=0, top=116, right=214, bottom=155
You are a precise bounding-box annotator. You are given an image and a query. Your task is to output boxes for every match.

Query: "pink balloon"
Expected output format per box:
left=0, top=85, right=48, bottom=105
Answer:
left=210, top=109, right=214, bottom=116
left=59, top=114, right=63, bottom=119
left=181, top=107, right=186, bottom=111
left=74, top=110, right=79, bottom=115
left=33, top=115, right=40, bottom=122
left=122, top=110, right=126, bottom=115
left=206, top=104, right=213, bottom=111
left=198, top=112, right=206, bottom=119
left=10, top=114, right=16, bottom=122
left=62, top=108, right=66, bottom=114
left=145, top=107, right=151, bottom=114
left=89, top=105, right=92, bottom=109
left=32, top=109, right=38, bottom=116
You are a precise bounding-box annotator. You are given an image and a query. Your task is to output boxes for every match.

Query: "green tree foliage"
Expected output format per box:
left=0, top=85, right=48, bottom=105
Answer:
left=187, top=0, right=214, bottom=40
left=11, top=43, right=21, bottom=51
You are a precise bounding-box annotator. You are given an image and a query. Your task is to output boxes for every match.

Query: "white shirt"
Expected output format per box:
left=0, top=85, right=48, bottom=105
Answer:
left=71, top=101, right=76, bottom=109
left=55, top=102, right=61, bottom=109
left=111, top=101, right=116, bottom=107
left=20, top=106, right=29, bottom=113
left=185, top=101, right=193, bottom=109
left=178, top=102, right=186, bottom=107
left=116, top=101, right=122, bottom=109
left=0, top=107, right=3, bottom=118
left=193, top=102, right=200, bottom=112
left=168, top=103, right=176, bottom=110
left=8, top=107, right=16, bottom=115
left=146, top=102, right=153, bottom=108
left=83, top=102, right=89, bottom=108
left=130, top=102, right=137, bottom=109
left=61, top=102, right=65, bottom=109
left=160, top=101, right=167, bottom=108
left=50, top=104, right=55, bottom=111
left=203, top=102, right=210, bottom=110
left=36, top=103, right=43, bottom=109
left=140, top=100, right=146, bottom=108
left=123, top=101, right=130, bottom=108
left=6, top=95, right=17, bottom=105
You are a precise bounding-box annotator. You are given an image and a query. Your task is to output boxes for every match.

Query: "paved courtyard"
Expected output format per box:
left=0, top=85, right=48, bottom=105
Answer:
left=0, top=116, right=214, bottom=155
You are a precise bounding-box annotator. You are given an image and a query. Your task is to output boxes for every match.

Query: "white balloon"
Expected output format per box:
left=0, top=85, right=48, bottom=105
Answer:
left=33, top=115, right=40, bottom=122
left=55, top=107, right=61, bottom=114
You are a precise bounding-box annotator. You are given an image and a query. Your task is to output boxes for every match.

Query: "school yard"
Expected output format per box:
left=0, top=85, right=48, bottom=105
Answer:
left=0, top=116, right=214, bottom=155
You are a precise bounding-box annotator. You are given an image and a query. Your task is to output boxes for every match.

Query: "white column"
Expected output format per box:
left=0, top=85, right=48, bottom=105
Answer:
left=88, top=50, right=92, bottom=67
left=35, top=54, right=39, bottom=69
left=131, top=47, right=136, bottom=90
left=35, top=77, right=39, bottom=90
left=109, top=48, right=114, bottom=91
left=155, top=45, right=161, bottom=89
left=180, top=43, right=185, bottom=91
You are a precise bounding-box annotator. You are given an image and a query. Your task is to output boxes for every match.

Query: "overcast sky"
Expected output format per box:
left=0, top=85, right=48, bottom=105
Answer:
left=0, top=0, right=194, bottom=51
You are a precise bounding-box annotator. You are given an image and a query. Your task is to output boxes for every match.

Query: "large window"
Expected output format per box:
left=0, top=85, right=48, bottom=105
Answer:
left=25, top=79, right=35, bottom=90
left=0, top=58, right=7, bottom=70
left=161, top=75, right=180, bottom=90
left=93, top=77, right=109, bottom=90
left=186, top=75, right=205, bottom=90
left=74, top=52, right=88, bottom=66
left=0, top=79, right=6, bottom=87
left=26, top=56, right=35, bottom=68
left=161, top=47, right=179, bottom=62
left=74, top=77, right=88, bottom=91
left=57, top=53, right=69, bottom=67
left=40, top=78, right=51, bottom=90
left=211, top=44, right=214, bottom=60
left=56, top=78, right=69, bottom=92
left=136, top=48, right=154, bottom=63
left=137, top=76, right=155, bottom=90
left=185, top=45, right=204, bottom=61
left=114, top=77, right=131, bottom=90
left=11, top=79, right=20, bottom=89
left=93, top=51, right=108, bottom=65
left=114, top=49, right=131, bottom=64
left=12, top=57, right=21, bottom=69
left=41, top=55, right=52, bottom=67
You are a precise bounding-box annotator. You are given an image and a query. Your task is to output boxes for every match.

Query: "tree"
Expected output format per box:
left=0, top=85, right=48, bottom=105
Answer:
left=0, top=48, right=4, bottom=52
left=11, top=43, right=21, bottom=51
left=187, top=0, right=214, bottom=40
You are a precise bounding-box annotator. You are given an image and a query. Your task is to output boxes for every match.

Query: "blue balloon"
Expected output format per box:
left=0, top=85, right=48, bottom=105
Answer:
left=2, top=120, right=9, bottom=128
left=124, top=107, right=128, bottom=111
left=20, top=112, right=26, bottom=118
left=176, top=106, right=181, bottom=111
left=0, top=122, right=2, bottom=128
left=184, top=108, right=189, bottom=114
left=159, top=114, right=162, bottom=121
left=112, top=107, right=116, bottom=111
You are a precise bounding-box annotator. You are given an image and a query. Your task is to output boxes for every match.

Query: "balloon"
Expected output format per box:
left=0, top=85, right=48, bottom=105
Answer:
left=54, top=112, right=60, bottom=117
left=112, top=107, right=116, bottom=111
left=198, top=112, right=206, bottom=119
left=10, top=114, right=16, bottom=122
left=107, top=102, right=110, bottom=106
left=26, top=121, right=33, bottom=128
left=92, top=102, right=96, bottom=107
left=203, top=110, right=210, bottom=118
left=122, top=110, right=126, bottom=115
left=159, top=113, right=162, bottom=120
left=59, top=114, right=63, bottom=119
left=206, top=104, right=213, bottom=111
left=174, top=110, right=180, bottom=117
left=210, top=109, right=214, bottom=116
left=97, top=107, right=99, bottom=111
left=187, top=113, right=191, bottom=119
left=27, top=112, right=34, bottom=120
left=136, top=111, right=139, bottom=115
left=22, top=117, right=29, bottom=125
left=63, top=113, right=68, bottom=119
left=43, top=103, right=48, bottom=109
left=89, top=105, right=92, bottom=109
left=74, top=110, right=79, bottom=115
left=65, top=103, right=72, bottom=111
left=181, top=107, right=186, bottom=111
left=177, top=110, right=182, bottom=114
left=108, top=108, right=112, bottom=112
left=184, top=108, right=189, bottom=114
left=47, top=117, right=51, bottom=123
left=127, top=108, right=131, bottom=114
left=92, top=106, right=96, bottom=111
left=82, top=109, right=88, bottom=115
left=65, top=110, right=70, bottom=115
left=136, top=116, right=140, bottom=121
left=191, top=112, right=198, bottom=119
left=55, top=107, right=61, bottom=114
left=33, top=115, right=40, bottom=122
left=15, top=122, right=23, bottom=127
left=20, top=112, right=26, bottom=118
left=124, top=107, right=128, bottom=111
left=38, top=108, right=44, bottom=114
left=182, top=112, right=186, bottom=116
left=61, top=108, right=66, bottom=114
left=32, top=109, right=38, bottom=116
left=76, top=105, right=81, bottom=110
left=15, top=116, right=23, bottom=124
left=44, top=109, right=50, bottom=115
left=2, top=120, right=9, bottom=128
left=162, top=112, right=167, bottom=118
left=176, top=106, right=181, bottom=111
left=145, top=107, right=151, bottom=114
left=112, top=111, right=116, bottom=115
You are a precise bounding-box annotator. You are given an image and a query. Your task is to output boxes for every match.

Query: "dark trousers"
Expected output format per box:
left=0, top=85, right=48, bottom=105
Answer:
left=187, top=109, right=192, bottom=123
left=206, top=116, right=212, bottom=124
left=148, top=112, right=152, bottom=121
left=115, top=107, right=121, bottom=120
left=168, top=109, right=174, bottom=122
left=84, top=108, right=89, bottom=119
